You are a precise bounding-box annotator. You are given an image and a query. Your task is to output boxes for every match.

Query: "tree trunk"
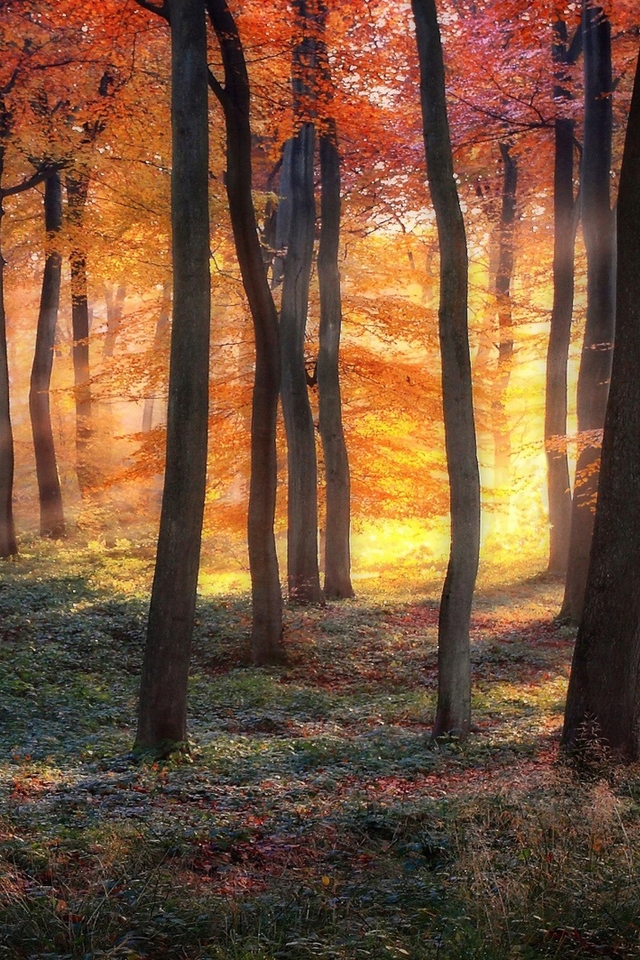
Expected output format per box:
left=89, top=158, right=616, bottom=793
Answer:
left=135, top=0, right=210, bottom=756
left=318, top=123, right=354, bottom=599
left=206, top=0, right=283, bottom=663
left=271, top=138, right=293, bottom=290
left=29, top=170, right=65, bottom=539
left=412, top=0, right=481, bottom=738
left=0, top=116, right=16, bottom=559
left=491, top=141, right=517, bottom=503
left=545, top=19, right=580, bottom=578
left=66, top=169, right=94, bottom=496
left=561, top=50, right=640, bottom=761
left=560, top=2, right=615, bottom=620
left=280, top=0, right=323, bottom=605
left=0, top=205, right=16, bottom=557
left=103, top=283, right=126, bottom=358
left=142, top=282, right=171, bottom=433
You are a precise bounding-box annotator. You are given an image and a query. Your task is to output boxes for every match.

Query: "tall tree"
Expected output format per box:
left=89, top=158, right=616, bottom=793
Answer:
left=545, top=15, right=581, bottom=577
left=29, top=169, right=66, bottom=539
left=205, top=0, right=284, bottom=662
left=0, top=89, right=17, bottom=560
left=560, top=1, right=615, bottom=620
left=316, top=0, right=353, bottom=600
left=561, top=47, right=640, bottom=761
left=66, top=164, right=94, bottom=497
left=412, top=0, right=481, bottom=737
left=280, top=0, right=323, bottom=604
left=135, top=0, right=210, bottom=755
left=491, top=140, right=518, bottom=508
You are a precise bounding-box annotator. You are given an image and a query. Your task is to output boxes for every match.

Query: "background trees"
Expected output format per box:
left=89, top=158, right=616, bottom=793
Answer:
left=0, top=0, right=637, bottom=754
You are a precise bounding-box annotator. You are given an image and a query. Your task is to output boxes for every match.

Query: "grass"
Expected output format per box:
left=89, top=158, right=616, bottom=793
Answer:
left=1, top=535, right=640, bottom=959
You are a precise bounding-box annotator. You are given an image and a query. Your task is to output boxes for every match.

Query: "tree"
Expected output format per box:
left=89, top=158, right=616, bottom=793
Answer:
left=29, top=169, right=66, bottom=539
left=490, top=140, right=518, bottom=509
left=135, top=0, right=210, bottom=755
left=205, top=0, right=284, bottom=662
left=66, top=163, right=94, bottom=496
left=561, top=46, right=640, bottom=761
left=545, top=14, right=581, bottom=577
left=412, top=0, right=481, bottom=737
left=279, top=0, right=323, bottom=605
left=316, top=0, right=353, bottom=600
left=560, top=1, right=615, bottom=620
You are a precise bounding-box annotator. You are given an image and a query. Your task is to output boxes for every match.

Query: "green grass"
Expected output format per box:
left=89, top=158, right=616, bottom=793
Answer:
left=1, top=538, right=640, bottom=958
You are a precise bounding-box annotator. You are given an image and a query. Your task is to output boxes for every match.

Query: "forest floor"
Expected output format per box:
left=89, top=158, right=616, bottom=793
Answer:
left=1, top=536, right=640, bottom=959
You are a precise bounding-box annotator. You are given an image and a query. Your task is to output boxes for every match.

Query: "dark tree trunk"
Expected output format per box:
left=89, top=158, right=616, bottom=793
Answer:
left=0, top=201, right=16, bottom=557
left=29, top=170, right=65, bottom=539
left=271, top=138, right=293, bottom=290
left=206, top=0, right=284, bottom=663
left=66, top=169, right=94, bottom=496
left=561, top=51, right=640, bottom=761
left=103, top=283, right=126, bottom=358
left=135, top=0, right=210, bottom=756
left=491, top=141, right=517, bottom=498
left=412, top=0, right=481, bottom=738
left=318, top=123, right=353, bottom=599
left=545, top=20, right=580, bottom=578
left=280, top=0, right=323, bottom=605
left=560, top=2, right=615, bottom=620
left=0, top=114, right=17, bottom=559
left=142, top=282, right=171, bottom=433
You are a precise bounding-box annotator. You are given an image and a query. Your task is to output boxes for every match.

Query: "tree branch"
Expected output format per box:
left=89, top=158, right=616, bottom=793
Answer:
left=1, top=161, right=66, bottom=200
left=134, top=0, right=170, bottom=22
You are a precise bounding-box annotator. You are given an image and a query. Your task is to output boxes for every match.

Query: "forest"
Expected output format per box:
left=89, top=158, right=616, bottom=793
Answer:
left=1, top=0, right=640, bottom=957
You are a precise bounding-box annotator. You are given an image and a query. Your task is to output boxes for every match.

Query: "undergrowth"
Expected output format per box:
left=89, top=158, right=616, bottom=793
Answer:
left=1, top=537, right=639, bottom=958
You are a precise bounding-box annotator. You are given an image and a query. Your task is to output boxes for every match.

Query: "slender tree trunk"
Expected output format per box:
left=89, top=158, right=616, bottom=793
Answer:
left=206, top=0, right=283, bottom=662
left=280, top=0, right=323, bottom=605
left=560, top=2, right=615, bottom=620
left=318, top=123, right=354, bottom=599
left=315, top=0, right=353, bottom=600
left=491, top=141, right=517, bottom=503
left=135, top=0, right=210, bottom=756
left=561, top=51, right=640, bottom=761
left=66, top=169, right=94, bottom=496
left=271, top=139, right=293, bottom=290
left=545, top=19, right=580, bottom=577
left=0, top=118, right=16, bottom=559
left=412, top=0, right=481, bottom=738
left=0, top=204, right=16, bottom=557
left=103, top=283, right=126, bottom=358
left=29, top=170, right=65, bottom=539
left=142, top=282, right=171, bottom=433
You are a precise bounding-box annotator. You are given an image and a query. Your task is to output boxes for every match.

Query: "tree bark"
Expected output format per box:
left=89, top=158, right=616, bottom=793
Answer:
left=280, top=0, right=323, bottom=605
left=29, top=170, right=65, bottom=539
left=318, top=123, right=354, bottom=599
left=545, top=19, right=580, bottom=578
left=271, top=139, right=293, bottom=290
left=561, top=50, right=640, bottom=761
left=142, top=282, right=171, bottom=433
left=66, top=169, right=94, bottom=497
left=103, top=283, right=126, bottom=358
left=0, top=168, right=16, bottom=557
left=412, top=0, right=481, bottom=738
left=491, top=141, right=517, bottom=501
left=206, top=0, right=284, bottom=663
left=560, top=2, right=615, bottom=620
left=135, top=0, right=210, bottom=756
